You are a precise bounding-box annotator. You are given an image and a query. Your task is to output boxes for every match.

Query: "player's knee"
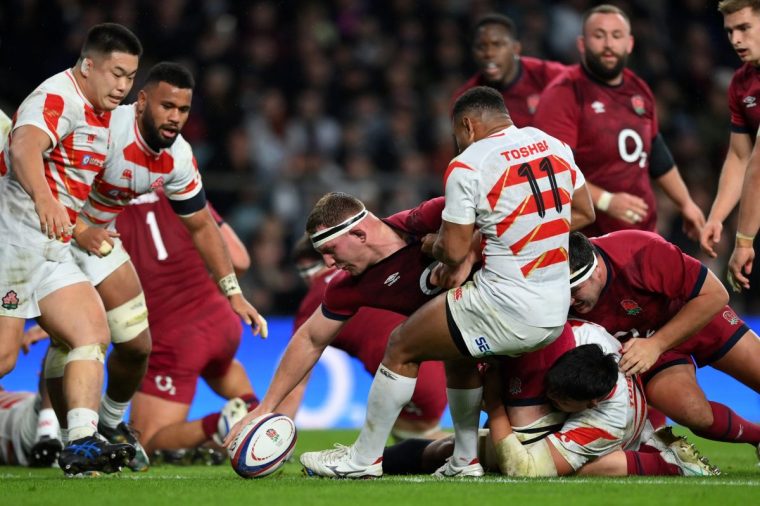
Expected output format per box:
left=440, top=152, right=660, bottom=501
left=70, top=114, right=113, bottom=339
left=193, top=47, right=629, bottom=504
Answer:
left=112, top=329, right=151, bottom=363
left=668, top=403, right=714, bottom=430
left=0, top=350, right=19, bottom=377
left=44, top=345, right=69, bottom=379
left=107, top=292, right=149, bottom=345
left=384, top=327, right=410, bottom=364
left=66, top=343, right=108, bottom=366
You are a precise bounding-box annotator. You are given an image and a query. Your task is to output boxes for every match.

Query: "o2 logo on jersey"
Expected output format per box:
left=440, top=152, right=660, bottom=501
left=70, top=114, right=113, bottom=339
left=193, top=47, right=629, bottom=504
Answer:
left=419, top=261, right=443, bottom=296
left=155, top=375, right=176, bottom=396
left=474, top=337, right=494, bottom=356
left=618, top=129, right=647, bottom=169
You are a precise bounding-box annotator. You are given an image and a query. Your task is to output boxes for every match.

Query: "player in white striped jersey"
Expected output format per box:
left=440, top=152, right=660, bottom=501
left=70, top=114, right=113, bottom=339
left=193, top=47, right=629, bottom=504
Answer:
left=59, top=63, right=266, bottom=470
left=0, top=23, right=141, bottom=476
left=298, top=86, right=595, bottom=479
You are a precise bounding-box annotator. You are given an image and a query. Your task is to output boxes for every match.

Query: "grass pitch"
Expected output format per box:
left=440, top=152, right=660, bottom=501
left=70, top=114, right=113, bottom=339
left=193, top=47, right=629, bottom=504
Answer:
left=2, top=429, right=758, bottom=506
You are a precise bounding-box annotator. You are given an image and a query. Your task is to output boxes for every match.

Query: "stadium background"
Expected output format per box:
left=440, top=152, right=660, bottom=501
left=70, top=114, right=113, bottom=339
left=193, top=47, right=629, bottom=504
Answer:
left=0, top=0, right=758, bottom=426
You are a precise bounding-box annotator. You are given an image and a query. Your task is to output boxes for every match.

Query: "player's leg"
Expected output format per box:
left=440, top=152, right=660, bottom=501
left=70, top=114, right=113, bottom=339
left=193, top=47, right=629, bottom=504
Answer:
left=0, top=317, right=26, bottom=377
left=392, top=360, right=449, bottom=441
left=645, top=363, right=713, bottom=430
left=382, top=437, right=452, bottom=475
left=204, top=359, right=255, bottom=400
left=131, top=392, right=190, bottom=453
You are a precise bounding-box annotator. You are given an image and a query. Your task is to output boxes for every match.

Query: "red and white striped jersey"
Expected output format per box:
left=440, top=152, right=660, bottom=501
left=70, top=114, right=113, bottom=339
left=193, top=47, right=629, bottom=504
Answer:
left=442, top=125, right=584, bottom=327
left=0, top=70, right=111, bottom=245
left=80, top=104, right=203, bottom=228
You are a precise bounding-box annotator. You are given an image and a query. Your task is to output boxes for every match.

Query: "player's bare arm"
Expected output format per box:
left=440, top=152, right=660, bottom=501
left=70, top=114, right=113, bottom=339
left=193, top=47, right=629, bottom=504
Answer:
left=570, top=182, right=595, bottom=231
left=654, top=167, right=706, bottom=241
left=180, top=207, right=266, bottom=335
left=620, top=270, right=728, bottom=375
left=223, top=310, right=344, bottom=446
left=71, top=217, right=120, bottom=257
left=8, top=125, right=71, bottom=240
left=587, top=180, right=649, bottom=225
left=727, top=140, right=760, bottom=291
left=701, top=132, right=752, bottom=257
left=432, top=220, right=475, bottom=266
left=219, top=221, right=251, bottom=275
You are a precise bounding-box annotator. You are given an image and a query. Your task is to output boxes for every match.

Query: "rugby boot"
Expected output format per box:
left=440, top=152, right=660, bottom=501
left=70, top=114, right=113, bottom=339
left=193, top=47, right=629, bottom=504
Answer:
left=433, top=456, right=484, bottom=478
left=301, top=444, right=383, bottom=479
left=191, top=446, right=226, bottom=466
left=29, top=436, right=63, bottom=467
left=661, top=439, right=720, bottom=476
left=98, top=421, right=150, bottom=471
left=58, top=434, right=135, bottom=476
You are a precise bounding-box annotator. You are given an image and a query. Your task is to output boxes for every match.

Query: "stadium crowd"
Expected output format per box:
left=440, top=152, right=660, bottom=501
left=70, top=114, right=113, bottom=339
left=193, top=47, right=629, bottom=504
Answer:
left=1, top=0, right=756, bottom=315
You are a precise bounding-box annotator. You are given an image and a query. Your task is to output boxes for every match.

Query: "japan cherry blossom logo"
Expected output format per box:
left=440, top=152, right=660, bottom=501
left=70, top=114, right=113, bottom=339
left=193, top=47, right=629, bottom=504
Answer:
left=1, top=290, right=19, bottom=310
left=631, top=95, right=645, bottom=116
left=620, top=299, right=642, bottom=316
left=509, top=376, right=522, bottom=396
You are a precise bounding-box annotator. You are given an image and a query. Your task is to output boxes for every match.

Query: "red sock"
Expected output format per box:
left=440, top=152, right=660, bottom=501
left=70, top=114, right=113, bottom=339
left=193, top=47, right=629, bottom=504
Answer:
left=625, top=451, right=680, bottom=476
left=201, top=412, right=221, bottom=439
left=692, top=402, right=760, bottom=445
left=647, top=406, right=667, bottom=430
left=240, top=393, right=260, bottom=411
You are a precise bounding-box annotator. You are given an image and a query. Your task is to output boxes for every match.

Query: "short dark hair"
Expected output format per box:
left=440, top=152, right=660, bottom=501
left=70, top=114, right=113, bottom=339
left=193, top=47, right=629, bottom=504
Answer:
left=81, top=23, right=142, bottom=59
left=306, top=192, right=365, bottom=235
left=545, top=343, right=618, bottom=402
left=144, top=62, right=195, bottom=90
left=472, top=13, right=517, bottom=40
left=568, top=231, right=596, bottom=275
left=718, top=0, right=760, bottom=15
left=451, top=86, right=508, bottom=120
left=582, top=4, right=631, bottom=31
left=292, top=234, right=322, bottom=264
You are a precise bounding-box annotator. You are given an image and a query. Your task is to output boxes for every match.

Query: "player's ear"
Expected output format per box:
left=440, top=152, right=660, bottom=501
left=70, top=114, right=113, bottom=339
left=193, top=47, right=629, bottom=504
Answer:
left=512, top=40, right=522, bottom=56
left=627, top=35, right=634, bottom=55
left=351, top=228, right=367, bottom=242
left=576, top=36, right=585, bottom=57
left=80, top=58, right=91, bottom=76
left=136, top=89, right=148, bottom=113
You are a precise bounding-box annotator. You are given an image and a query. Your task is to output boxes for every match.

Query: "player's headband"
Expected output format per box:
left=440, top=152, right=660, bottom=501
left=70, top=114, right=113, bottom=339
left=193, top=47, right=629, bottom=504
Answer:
left=297, top=261, right=325, bottom=279
left=569, top=253, right=598, bottom=289
left=310, top=208, right=368, bottom=248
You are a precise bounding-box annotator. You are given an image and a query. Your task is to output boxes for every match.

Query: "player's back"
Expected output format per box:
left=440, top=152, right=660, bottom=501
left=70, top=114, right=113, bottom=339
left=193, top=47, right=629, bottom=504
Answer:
left=115, top=191, right=232, bottom=330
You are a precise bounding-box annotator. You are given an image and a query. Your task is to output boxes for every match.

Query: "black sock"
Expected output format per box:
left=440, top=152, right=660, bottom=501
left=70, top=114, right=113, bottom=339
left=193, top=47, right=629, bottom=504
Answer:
left=382, top=439, right=434, bottom=475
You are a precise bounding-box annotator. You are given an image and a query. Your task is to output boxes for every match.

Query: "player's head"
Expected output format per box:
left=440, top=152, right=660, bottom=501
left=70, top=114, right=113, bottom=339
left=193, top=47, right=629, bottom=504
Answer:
left=306, top=192, right=374, bottom=276
left=292, top=234, right=328, bottom=286
left=451, top=86, right=512, bottom=153
left=471, top=14, right=522, bottom=87
left=568, top=231, right=606, bottom=314
left=77, top=23, right=142, bottom=112
left=137, top=62, right=195, bottom=150
left=578, top=4, right=633, bottom=83
left=545, top=343, right=618, bottom=413
left=720, top=0, right=760, bottom=64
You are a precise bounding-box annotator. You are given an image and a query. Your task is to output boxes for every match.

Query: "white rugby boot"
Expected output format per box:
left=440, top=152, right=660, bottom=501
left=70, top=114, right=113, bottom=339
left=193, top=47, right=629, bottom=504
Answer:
left=433, top=456, right=484, bottom=478
left=213, top=397, right=248, bottom=445
left=661, top=439, right=720, bottom=476
left=300, top=444, right=382, bottom=479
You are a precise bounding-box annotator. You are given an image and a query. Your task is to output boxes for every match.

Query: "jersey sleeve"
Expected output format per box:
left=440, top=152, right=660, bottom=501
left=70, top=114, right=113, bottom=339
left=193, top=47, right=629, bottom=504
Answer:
left=533, top=77, right=580, bottom=149
left=441, top=159, right=478, bottom=225
left=165, top=138, right=206, bottom=216
left=728, top=74, right=748, bottom=133
left=635, top=237, right=706, bottom=300
left=13, top=91, right=75, bottom=147
left=385, top=197, right=445, bottom=234
left=321, top=274, right=361, bottom=321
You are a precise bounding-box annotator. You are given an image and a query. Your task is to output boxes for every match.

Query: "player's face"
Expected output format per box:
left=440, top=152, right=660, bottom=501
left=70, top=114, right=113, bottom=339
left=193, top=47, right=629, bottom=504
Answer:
left=138, top=82, right=192, bottom=149
left=315, top=231, right=370, bottom=276
left=473, top=23, right=521, bottom=86
left=87, top=51, right=139, bottom=112
left=570, top=260, right=604, bottom=314
left=579, top=13, right=633, bottom=82
left=724, top=7, right=760, bottom=64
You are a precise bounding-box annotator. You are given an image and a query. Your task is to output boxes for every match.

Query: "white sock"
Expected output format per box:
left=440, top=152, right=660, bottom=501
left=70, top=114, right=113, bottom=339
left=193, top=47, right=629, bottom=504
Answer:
left=36, top=408, right=60, bottom=440
left=353, top=364, right=417, bottom=466
left=99, top=394, right=129, bottom=429
left=20, top=397, right=40, bottom=452
left=448, top=387, right=483, bottom=466
left=61, top=428, right=69, bottom=445
left=67, top=408, right=98, bottom=441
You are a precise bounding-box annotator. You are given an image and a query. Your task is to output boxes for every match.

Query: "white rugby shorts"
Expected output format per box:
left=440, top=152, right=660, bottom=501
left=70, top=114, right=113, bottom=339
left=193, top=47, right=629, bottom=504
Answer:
left=72, top=237, right=131, bottom=286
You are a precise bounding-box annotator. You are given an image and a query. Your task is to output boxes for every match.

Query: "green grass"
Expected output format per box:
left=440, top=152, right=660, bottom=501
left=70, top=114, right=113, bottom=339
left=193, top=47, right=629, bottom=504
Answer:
left=2, top=430, right=758, bottom=506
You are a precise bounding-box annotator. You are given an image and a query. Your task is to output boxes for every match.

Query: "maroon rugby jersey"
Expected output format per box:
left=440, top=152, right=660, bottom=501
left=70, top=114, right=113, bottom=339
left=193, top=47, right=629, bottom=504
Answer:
left=534, top=65, right=658, bottom=236
left=295, top=269, right=406, bottom=374
left=569, top=230, right=706, bottom=340
left=452, top=56, right=567, bottom=127
left=728, top=63, right=760, bottom=136
left=115, top=191, right=239, bottom=333
left=322, top=197, right=445, bottom=319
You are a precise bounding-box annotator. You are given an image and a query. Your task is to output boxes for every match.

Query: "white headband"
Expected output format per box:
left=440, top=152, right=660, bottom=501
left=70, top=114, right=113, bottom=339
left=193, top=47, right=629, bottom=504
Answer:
left=297, top=262, right=325, bottom=279
left=310, top=208, right=368, bottom=248
left=569, top=253, right=598, bottom=289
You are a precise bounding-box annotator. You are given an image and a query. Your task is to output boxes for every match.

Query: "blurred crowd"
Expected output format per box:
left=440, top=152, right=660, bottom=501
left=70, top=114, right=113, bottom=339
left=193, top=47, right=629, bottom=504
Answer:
left=0, top=0, right=754, bottom=313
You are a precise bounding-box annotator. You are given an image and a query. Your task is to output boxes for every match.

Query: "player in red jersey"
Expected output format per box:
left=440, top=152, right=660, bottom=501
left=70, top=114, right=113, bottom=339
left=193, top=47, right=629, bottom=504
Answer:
left=0, top=23, right=141, bottom=476
left=452, top=14, right=566, bottom=128
left=291, top=236, right=448, bottom=440
left=111, top=190, right=259, bottom=455
left=569, top=230, right=760, bottom=461
left=702, top=1, right=760, bottom=258
left=533, top=4, right=704, bottom=238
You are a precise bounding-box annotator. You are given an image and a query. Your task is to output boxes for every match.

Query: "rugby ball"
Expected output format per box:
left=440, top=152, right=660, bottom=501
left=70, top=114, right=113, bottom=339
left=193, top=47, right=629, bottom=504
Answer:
left=228, top=413, right=297, bottom=478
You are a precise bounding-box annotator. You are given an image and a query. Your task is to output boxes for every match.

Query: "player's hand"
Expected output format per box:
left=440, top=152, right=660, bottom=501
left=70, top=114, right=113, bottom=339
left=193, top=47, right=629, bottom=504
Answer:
left=430, top=261, right=470, bottom=289
left=229, top=294, right=268, bottom=338
left=619, top=338, right=662, bottom=376
left=22, top=324, right=49, bottom=354
left=727, top=246, right=754, bottom=293
left=680, top=200, right=706, bottom=242
left=73, top=225, right=120, bottom=257
left=224, top=405, right=264, bottom=448
left=605, top=192, right=649, bottom=225
left=699, top=220, right=722, bottom=258
left=34, top=197, right=72, bottom=240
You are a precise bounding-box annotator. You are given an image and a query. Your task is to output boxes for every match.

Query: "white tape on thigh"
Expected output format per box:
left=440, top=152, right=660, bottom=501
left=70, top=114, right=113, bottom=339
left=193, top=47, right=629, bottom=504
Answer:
left=44, top=345, right=69, bottom=379
left=107, top=292, right=149, bottom=343
left=65, top=343, right=106, bottom=365
left=495, top=433, right=558, bottom=477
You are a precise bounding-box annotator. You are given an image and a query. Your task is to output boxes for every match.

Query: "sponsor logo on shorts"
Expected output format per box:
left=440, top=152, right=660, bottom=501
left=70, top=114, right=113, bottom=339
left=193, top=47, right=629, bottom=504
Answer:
left=453, top=287, right=463, bottom=301
left=155, top=375, right=176, bottom=396
left=509, top=377, right=522, bottom=396
left=1, top=290, right=19, bottom=310
left=474, top=337, right=493, bottom=356
left=384, top=272, right=401, bottom=287
left=722, top=309, right=740, bottom=325
left=620, top=299, right=642, bottom=316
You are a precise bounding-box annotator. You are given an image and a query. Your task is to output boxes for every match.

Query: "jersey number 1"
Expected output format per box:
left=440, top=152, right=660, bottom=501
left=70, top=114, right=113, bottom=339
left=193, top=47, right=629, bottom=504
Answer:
left=146, top=211, right=169, bottom=260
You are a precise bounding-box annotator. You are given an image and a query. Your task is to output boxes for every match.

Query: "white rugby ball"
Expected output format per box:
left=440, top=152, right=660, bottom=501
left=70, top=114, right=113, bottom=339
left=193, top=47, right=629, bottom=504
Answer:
left=228, top=413, right=297, bottom=478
